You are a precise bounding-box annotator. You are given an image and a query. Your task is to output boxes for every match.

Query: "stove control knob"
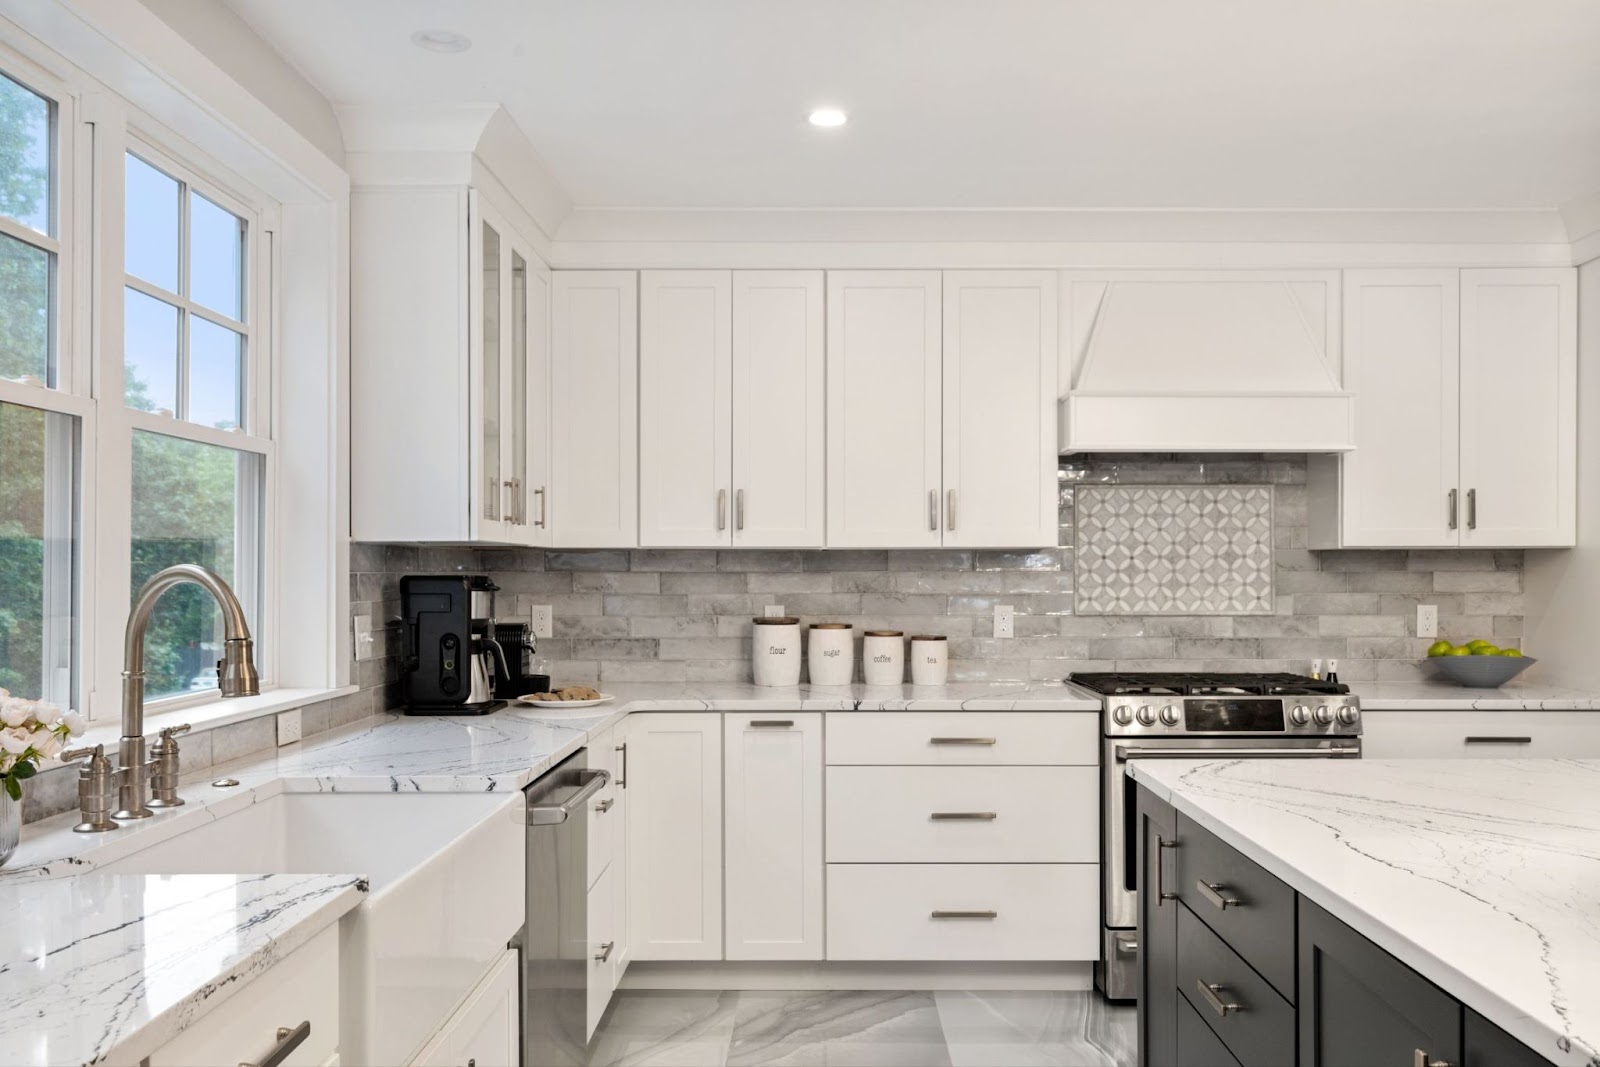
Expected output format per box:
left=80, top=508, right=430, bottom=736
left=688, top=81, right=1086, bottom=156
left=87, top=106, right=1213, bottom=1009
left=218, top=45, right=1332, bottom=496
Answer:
left=1337, top=705, right=1360, bottom=726
left=1136, top=705, right=1157, bottom=726
left=1314, top=704, right=1335, bottom=725
left=1160, top=704, right=1182, bottom=727
left=1289, top=704, right=1311, bottom=726
left=1112, top=705, right=1134, bottom=727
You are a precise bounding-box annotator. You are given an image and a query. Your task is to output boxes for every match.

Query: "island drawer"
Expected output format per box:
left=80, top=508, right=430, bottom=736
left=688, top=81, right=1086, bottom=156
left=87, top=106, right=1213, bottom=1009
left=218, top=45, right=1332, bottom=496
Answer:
left=1177, top=993, right=1242, bottom=1067
left=1177, top=904, right=1295, bottom=1067
left=825, top=765, right=1097, bottom=862
left=824, top=712, right=1097, bottom=766
left=1175, top=813, right=1296, bottom=999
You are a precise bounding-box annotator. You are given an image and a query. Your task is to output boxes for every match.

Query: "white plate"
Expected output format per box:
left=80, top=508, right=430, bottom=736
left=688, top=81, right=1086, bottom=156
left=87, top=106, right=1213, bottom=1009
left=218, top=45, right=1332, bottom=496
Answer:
left=514, top=693, right=614, bottom=709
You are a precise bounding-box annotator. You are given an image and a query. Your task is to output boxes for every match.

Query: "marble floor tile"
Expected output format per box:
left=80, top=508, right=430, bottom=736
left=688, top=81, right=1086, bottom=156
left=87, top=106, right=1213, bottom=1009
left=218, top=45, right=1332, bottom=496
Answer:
left=726, top=991, right=953, bottom=1067
left=934, top=991, right=1137, bottom=1067
left=590, top=990, right=740, bottom=1067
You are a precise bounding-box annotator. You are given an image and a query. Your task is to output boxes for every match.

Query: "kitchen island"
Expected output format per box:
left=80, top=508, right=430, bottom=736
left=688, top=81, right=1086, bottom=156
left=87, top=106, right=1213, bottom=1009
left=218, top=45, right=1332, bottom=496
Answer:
left=1130, top=757, right=1600, bottom=1067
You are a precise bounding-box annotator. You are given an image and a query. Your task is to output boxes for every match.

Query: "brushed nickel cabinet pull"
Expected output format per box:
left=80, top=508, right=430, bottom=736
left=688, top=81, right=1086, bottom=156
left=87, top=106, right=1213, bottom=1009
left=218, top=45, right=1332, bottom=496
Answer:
left=931, top=909, right=997, bottom=920
left=1197, top=880, right=1241, bottom=910
left=1157, top=837, right=1179, bottom=905
left=930, top=811, right=998, bottom=821
left=1467, top=488, right=1477, bottom=529
left=238, top=1020, right=310, bottom=1067
left=1414, top=1050, right=1452, bottom=1067
left=929, top=489, right=938, bottom=531
left=534, top=486, right=547, bottom=528
left=736, top=489, right=745, bottom=531
left=947, top=489, right=956, bottom=531
left=595, top=940, right=615, bottom=963
left=1448, top=488, right=1458, bottom=530
left=718, top=488, right=728, bottom=531
left=930, top=737, right=997, bottom=746
left=1464, top=736, right=1532, bottom=744
left=615, top=743, right=627, bottom=788
left=595, top=797, right=614, bottom=813
left=750, top=719, right=795, bottom=728
left=1197, top=981, right=1240, bottom=1018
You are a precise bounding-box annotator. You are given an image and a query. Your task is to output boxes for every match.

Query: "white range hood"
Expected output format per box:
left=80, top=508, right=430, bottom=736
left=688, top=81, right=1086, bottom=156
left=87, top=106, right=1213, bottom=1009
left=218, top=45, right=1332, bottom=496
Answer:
left=1058, top=270, right=1355, bottom=453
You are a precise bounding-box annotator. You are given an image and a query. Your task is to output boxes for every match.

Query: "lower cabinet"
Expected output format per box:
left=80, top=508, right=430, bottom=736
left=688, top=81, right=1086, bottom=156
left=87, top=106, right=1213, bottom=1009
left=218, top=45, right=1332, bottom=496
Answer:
left=1360, top=710, right=1600, bottom=759
left=149, top=924, right=340, bottom=1067
left=1137, top=788, right=1179, bottom=1067
left=411, top=949, right=520, bottom=1067
left=587, top=865, right=619, bottom=1040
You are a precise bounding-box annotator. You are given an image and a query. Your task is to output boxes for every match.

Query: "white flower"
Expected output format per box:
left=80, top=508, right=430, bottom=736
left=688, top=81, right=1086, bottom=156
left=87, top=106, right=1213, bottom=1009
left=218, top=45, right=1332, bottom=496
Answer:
left=0, top=702, right=28, bottom=729
left=34, top=733, right=63, bottom=760
left=0, top=729, right=29, bottom=756
left=60, top=710, right=85, bottom=737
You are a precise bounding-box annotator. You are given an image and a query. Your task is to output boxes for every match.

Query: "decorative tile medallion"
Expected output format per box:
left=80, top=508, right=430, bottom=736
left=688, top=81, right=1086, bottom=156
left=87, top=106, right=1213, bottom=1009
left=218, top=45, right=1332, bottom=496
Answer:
left=1074, top=485, right=1274, bottom=615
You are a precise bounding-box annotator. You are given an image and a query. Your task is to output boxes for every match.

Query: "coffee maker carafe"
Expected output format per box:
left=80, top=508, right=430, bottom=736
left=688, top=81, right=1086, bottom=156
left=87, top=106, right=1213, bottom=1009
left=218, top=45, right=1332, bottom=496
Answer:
left=398, top=574, right=509, bottom=714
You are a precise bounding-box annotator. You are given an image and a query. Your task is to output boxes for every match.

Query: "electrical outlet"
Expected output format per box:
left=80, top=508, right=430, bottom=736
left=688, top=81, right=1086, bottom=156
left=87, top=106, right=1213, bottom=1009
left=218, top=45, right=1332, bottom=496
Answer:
left=353, top=614, right=377, bottom=661
left=530, top=604, right=554, bottom=639
left=994, top=604, right=1016, bottom=639
left=764, top=604, right=785, bottom=617
left=1417, top=604, right=1439, bottom=639
left=276, top=708, right=303, bottom=746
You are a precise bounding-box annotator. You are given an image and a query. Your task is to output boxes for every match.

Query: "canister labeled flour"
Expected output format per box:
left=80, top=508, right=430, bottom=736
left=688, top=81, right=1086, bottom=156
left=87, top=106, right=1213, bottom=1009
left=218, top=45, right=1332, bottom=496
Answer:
left=751, top=617, right=802, bottom=686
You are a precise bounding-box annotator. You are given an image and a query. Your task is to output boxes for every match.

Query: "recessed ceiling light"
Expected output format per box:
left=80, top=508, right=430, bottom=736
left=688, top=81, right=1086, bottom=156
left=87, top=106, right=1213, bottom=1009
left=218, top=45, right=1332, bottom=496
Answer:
left=808, top=107, right=848, bottom=128
left=411, top=29, right=472, bottom=54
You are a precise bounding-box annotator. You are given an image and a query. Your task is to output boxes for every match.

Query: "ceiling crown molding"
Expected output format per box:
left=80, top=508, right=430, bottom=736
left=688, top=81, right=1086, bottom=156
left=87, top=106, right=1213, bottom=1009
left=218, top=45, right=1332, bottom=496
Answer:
left=1560, top=191, right=1600, bottom=265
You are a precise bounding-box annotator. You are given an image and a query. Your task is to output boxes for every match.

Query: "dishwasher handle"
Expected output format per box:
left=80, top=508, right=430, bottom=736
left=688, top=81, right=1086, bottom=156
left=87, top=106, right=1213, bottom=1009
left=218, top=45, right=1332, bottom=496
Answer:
left=527, top=768, right=611, bottom=825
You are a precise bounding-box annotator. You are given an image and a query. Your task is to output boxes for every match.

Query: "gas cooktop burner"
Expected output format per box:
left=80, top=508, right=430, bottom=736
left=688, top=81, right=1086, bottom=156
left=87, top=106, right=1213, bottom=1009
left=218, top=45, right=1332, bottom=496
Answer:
left=1067, top=671, right=1351, bottom=697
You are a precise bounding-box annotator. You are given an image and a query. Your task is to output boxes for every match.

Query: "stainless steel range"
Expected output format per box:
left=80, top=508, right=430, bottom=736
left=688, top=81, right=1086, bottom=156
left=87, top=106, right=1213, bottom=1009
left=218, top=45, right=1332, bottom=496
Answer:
left=1068, top=671, right=1362, bottom=1002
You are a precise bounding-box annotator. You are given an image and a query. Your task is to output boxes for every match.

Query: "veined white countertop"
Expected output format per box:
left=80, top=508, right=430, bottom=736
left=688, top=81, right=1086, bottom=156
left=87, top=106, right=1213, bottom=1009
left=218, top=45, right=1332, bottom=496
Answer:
left=1131, top=757, right=1600, bottom=1067
left=1347, top=680, right=1600, bottom=710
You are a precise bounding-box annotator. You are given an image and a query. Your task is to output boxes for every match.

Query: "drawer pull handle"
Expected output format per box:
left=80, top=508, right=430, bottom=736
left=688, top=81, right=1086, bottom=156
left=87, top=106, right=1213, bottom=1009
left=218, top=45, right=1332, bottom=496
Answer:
left=1157, top=837, right=1179, bottom=904
left=930, top=811, right=998, bottom=821
left=1414, top=1051, right=1452, bottom=1067
left=595, top=940, right=615, bottom=963
left=751, top=719, right=795, bottom=728
left=239, top=1020, right=310, bottom=1067
left=1464, top=736, right=1531, bottom=745
left=1197, top=880, right=1241, bottom=910
left=1197, top=981, right=1241, bottom=1018
left=931, top=909, right=997, bottom=920
left=1114, top=933, right=1139, bottom=954
left=930, top=737, right=997, bottom=746
left=595, top=797, right=614, bottom=813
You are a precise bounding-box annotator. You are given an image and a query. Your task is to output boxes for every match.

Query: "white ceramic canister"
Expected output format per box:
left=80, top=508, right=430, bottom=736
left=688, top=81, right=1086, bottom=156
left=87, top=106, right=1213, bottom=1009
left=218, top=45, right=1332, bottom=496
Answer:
left=752, top=617, right=803, bottom=686
left=862, top=630, right=906, bottom=686
left=910, top=634, right=949, bottom=686
left=807, top=623, right=855, bottom=686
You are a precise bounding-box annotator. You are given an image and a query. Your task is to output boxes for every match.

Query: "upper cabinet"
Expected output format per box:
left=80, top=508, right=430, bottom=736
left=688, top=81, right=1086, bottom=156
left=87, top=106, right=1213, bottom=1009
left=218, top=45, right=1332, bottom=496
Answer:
left=551, top=271, right=639, bottom=548
left=1309, top=267, right=1575, bottom=549
left=827, top=271, right=1058, bottom=549
left=638, top=270, right=825, bottom=548
left=351, top=186, right=549, bottom=545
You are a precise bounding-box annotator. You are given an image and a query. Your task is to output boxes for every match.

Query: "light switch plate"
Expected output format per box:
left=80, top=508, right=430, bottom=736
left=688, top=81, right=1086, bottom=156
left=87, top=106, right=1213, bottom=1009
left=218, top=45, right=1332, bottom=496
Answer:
left=994, top=604, right=1016, bottom=639
left=1417, top=604, right=1439, bottom=639
left=276, top=708, right=303, bottom=746
left=530, top=604, right=554, bottom=639
left=353, top=614, right=377, bottom=661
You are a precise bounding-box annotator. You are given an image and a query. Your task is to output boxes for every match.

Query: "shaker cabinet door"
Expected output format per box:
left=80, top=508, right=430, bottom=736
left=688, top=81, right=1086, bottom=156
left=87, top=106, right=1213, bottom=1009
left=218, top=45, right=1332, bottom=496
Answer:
left=826, top=271, right=944, bottom=548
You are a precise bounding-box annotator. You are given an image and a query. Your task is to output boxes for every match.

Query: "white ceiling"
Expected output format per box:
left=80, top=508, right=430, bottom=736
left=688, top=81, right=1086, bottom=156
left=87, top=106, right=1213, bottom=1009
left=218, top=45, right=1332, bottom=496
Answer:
left=226, top=0, right=1600, bottom=213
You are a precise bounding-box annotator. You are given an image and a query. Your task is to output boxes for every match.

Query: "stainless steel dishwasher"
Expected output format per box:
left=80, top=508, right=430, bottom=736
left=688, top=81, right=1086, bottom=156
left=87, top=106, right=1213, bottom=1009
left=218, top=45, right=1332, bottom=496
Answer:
left=524, top=750, right=610, bottom=1067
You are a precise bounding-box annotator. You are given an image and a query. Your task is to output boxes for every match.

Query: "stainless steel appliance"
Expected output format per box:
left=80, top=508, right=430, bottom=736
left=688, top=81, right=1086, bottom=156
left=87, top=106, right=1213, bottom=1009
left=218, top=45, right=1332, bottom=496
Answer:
left=398, top=574, right=510, bottom=714
left=524, top=750, right=611, bottom=1066
left=1069, top=671, right=1362, bottom=1002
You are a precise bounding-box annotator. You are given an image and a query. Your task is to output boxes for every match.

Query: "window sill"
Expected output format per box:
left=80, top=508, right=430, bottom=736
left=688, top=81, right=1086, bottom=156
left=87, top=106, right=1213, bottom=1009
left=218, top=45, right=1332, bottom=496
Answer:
left=73, top=685, right=359, bottom=749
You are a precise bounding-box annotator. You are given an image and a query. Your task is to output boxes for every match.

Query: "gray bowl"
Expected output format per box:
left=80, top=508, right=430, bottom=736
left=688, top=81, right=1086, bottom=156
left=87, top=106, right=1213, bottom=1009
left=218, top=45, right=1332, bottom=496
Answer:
left=1427, top=654, right=1536, bottom=688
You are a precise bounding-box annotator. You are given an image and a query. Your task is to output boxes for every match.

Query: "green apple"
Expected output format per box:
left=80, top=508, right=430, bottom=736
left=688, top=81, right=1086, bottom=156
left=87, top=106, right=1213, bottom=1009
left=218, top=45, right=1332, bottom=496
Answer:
left=1426, top=640, right=1453, bottom=657
left=1446, top=646, right=1472, bottom=656
left=1469, top=644, right=1500, bottom=656
left=1498, top=648, right=1523, bottom=657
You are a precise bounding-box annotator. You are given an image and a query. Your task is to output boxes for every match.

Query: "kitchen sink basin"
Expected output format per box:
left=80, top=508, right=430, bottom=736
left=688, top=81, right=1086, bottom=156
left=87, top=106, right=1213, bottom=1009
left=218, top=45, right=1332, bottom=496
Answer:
left=99, top=790, right=525, bottom=1066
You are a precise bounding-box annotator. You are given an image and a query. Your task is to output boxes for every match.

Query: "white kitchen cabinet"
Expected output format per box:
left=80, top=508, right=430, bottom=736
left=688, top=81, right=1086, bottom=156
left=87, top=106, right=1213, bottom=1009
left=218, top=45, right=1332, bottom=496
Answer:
left=608, top=718, right=632, bottom=976
left=410, top=949, right=520, bottom=1067
left=640, top=271, right=825, bottom=548
left=1309, top=267, right=1575, bottom=548
left=587, top=864, right=619, bottom=1040
left=625, top=713, right=723, bottom=960
left=827, top=270, right=944, bottom=548
left=724, top=713, right=823, bottom=961
left=351, top=186, right=548, bottom=544
left=149, top=924, right=339, bottom=1067
left=941, top=271, right=1059, bottom=547
left=1359, top=711, right=1600, bottom=759
left=551, top=271, right=639, bottom=547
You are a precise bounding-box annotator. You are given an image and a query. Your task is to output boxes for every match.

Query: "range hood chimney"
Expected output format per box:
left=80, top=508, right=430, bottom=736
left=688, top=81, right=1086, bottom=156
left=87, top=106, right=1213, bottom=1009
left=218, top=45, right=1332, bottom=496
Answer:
left=1058, top=272, right=1354, bottom=453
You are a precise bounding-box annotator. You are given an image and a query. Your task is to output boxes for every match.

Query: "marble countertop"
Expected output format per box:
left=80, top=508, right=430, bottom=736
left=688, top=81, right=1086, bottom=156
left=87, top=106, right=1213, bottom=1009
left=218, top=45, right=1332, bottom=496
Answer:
left=1348, top=680, right=1600, bottom=710
left=0, top=872, right=364, bottom=1067
left=1131, top=757, right=1600, bottom=1066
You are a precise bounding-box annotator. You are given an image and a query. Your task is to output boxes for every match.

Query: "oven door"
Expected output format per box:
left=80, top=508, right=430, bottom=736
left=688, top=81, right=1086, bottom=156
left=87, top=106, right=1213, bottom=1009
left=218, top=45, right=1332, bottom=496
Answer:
left=1102, top=736, right=1359, bottom=932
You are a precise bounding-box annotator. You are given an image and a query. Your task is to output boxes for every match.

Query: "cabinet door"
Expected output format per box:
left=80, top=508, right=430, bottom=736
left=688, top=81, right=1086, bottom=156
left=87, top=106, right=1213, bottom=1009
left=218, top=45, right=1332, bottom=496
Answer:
left=724, top=713, right=823, bottom=960
left=941, top=271, right=1059, bottom=548
left=1463, top=1008, right=1549, bottom=1067
left=610, top=718, right=633, bottom=976
left=551, top=271, right=638, bottom=547
left=1459, top=268, right=1576, bottom=547
left=452, top=949, right=521, bottom=1067
left=523, top=253, right=553, bottom=544
left=586, top=864, right=618, bottom=1041
left=471, top=195, right=516, bottom=544
left=733, top=270, right=825, bottom=548
left=827, top=271, right=943, bottom=547
left=626, top=713, right=723, bottom=960
left=1298, top=897, right=1460, bottom=1067
left=640, top=270, right=732, bottom=547
left=1138, top=786, right=1179, bottom=1067
left=1336, top=270, right=1461, bottom=547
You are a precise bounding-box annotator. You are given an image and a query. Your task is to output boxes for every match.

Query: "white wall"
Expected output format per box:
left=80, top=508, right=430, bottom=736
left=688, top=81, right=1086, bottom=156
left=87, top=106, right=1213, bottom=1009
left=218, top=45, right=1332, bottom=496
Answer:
left=139, top=0, right=343, bottom=165
left=1524, top=260, right=1600, bottom=686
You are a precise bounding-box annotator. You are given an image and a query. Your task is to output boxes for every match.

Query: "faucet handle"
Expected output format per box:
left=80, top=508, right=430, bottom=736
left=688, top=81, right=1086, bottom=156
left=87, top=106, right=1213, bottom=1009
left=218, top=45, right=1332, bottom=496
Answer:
left=61, top=744, right=102, bottom=764
left=64, top=745, right=118, bottom=834
left=147, top=725, right=190, bottom=810
left=158, top=723, right=192, bottom=742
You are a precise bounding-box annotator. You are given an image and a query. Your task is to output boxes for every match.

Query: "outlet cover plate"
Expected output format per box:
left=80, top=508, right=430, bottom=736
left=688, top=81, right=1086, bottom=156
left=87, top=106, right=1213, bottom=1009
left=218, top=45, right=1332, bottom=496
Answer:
left=353, top=614, right=377, bottom=661
left=1417, top=604, right=1439, bottom=640
left=994, top=604, right=1016, bottom=639
left=530, top=604, right=554, bottom=640
left=277, top=708, right=303, bottom=746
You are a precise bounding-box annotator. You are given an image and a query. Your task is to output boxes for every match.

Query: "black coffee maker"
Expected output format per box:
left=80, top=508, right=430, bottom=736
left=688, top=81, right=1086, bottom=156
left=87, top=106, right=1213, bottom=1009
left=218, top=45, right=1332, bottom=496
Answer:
left=493, top=621, right=550, bottom=697
left=398, top=575, right=509, bottom=714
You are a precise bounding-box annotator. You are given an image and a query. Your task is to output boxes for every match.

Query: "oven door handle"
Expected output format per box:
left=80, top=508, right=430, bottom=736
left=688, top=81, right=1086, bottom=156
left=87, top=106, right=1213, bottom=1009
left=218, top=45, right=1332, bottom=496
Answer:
left=1116, top=745, right=1359, bottom=762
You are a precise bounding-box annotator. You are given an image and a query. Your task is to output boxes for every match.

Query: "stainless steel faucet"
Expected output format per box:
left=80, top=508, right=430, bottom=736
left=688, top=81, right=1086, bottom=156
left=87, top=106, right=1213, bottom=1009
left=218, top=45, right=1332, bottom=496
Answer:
left=113, top=564, right=260, bottom=820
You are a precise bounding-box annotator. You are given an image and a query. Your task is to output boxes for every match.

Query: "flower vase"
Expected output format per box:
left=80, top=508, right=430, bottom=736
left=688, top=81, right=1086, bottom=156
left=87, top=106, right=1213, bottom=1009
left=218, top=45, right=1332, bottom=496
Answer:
left=0, top=787, right=18, bottom=869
